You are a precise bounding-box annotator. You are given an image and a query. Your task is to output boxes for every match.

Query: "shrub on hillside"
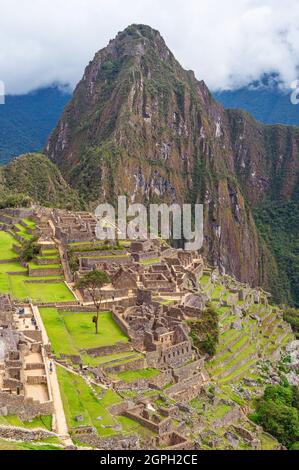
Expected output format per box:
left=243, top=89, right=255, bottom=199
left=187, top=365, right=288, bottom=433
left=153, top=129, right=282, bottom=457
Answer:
left=250, top=384, right=299, bottom=449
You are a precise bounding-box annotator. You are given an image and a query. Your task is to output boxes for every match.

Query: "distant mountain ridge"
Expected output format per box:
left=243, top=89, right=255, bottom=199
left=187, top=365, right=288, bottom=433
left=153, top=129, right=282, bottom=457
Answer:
left=0, top=86, right=71, bottom=165
left=214, top=76, right=299, bottom=127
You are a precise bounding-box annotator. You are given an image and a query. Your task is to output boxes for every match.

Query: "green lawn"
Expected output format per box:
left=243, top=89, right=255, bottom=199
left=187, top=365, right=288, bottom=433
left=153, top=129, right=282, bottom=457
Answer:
left=9, top=276, right=73, bottom=302
left=57, top=366, right=122, bottom=437
left=39, top=307, right=78, bottom=356
left=0, top=415, right=52, bottom=431
left=81, top=351, right=141, bottom=367
left=63, top=311, right=128, bottom=349
left=0, top=231, right=19, bottom=260
left=0, top=439, right=61, bottom=451
left=199, top=274, right=211, bottom=286
left=22, top=218, right=36, bottom=229
left=28, top=261, right=62, bottom=270
left=0, top=260, right=73, bottom=301
left=0, top=229, right=71, bottom=302
left=114, top=368, right=160, bottom=383
left=39, top=308, right=128, bottom=357
left=140, top=258, right=161, bottom=266
left=15, top=223, right=35, bottom=241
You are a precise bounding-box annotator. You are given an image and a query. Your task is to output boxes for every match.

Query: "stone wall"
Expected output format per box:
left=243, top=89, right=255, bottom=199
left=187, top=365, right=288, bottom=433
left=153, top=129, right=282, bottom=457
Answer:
left=157, top=431, right=193, bottom=450
left=123, top=408, right=172, bottom=435
left=82, top=342, right=132, bottom=357
left=112, top=310, right=131, bottom=337
left=172, top=359, right=205, bottom=382
left=36, top=257, right=61, bottom=266
left=105, top=357, right=146, bottom=374
left=28, top=267, right=63, bottom=277
left=81, top=256, right=132, bottom=268
left=115, top=369, right=173, bottom=391
left=0, top=425, right=56, bottom=442
left=74, top=433, right=139, bottom=450
left=0, top=391, right=53, bottom=420
left=22, top=330, right=43, bottom=342
left=146, top=340, right=193, bottom=369
left=166, top=371, right=207, bottom=401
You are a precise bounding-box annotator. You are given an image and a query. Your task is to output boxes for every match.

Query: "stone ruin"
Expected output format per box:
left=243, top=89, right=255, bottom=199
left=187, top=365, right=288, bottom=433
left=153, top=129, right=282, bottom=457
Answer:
left=0, top=296, right=53, bottom=420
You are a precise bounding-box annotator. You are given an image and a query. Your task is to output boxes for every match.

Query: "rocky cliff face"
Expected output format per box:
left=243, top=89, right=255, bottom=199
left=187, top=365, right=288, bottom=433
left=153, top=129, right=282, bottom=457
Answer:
left=45, top=24, right=299, bottom=296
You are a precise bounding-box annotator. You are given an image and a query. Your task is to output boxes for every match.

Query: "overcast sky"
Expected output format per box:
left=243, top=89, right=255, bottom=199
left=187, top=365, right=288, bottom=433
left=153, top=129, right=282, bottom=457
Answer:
left=1, top=0, right=299, bottom=94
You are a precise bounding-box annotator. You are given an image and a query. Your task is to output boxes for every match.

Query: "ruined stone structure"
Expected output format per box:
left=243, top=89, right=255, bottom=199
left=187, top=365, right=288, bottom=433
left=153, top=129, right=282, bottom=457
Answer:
left=0, top=296, right=53, bottom=420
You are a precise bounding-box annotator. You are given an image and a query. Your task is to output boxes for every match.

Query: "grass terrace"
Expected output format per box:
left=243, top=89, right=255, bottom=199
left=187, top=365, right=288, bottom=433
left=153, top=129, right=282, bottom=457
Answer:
left=0, top=440, right=61, bottom=451
left=57, top=366, right=122, bottom=437
left=57, top=366, right=155, bottom=441
left=28, top=261, right=62, bottom=269
left=140, top=258, right=161, bottom=266
left=0, top=415, right=52, bottom=431
left=113, top=368, right=160, bottom=383
left=14, top=221, right=36, bottom=241
left=39, top=308, right=129, bottom=358
left=0, top=231, right=20, bottom=260
left=0, top=261, right=72, bottom=302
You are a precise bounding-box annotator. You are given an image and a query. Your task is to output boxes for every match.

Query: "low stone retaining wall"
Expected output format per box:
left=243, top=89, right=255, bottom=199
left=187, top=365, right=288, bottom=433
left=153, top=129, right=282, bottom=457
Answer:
left=82, top=342, right=132, bottom=357
left=0, top=258, right=20, bottom=264
left=28, top=267, right=63, bottom=277
left=36, top=257, right=61, bottom=266
left=115, top=369, right=172, bottom=391
left=105, top=357, right=146, bottom=374
left=73, top=433, right=139, bottom=450
left=27, top=375, right=47, bottom=385
left=24, top=279, right=63, bottom=284
left=23, top=330, right=43, bottom=342
left=112, top=310, right=131, bottom=337
left=81, top=256, right=132, bottom=268
left=35, top=301, right=80, bottom=308
left=0, top=425, right=56, bottom=442
left=57, top=305, right=98, bottom=313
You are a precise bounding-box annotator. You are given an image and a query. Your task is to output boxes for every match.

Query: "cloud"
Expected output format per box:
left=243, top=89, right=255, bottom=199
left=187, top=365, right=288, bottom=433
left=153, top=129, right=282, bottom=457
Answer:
left=0, top=0, right=299, bottom=94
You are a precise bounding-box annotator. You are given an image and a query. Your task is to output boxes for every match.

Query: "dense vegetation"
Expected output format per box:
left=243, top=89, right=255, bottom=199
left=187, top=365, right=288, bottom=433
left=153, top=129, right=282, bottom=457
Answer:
left=0, top=153, right=82, bottom=210
left=283, top=307, right=299, bottom=338
left=254, top=201, right=299, bottom=306
left=19, top=238, right=40, bottom=263
left=188, top=303, right=219, bottom=356
left=250, top=383, right=299, bottom=449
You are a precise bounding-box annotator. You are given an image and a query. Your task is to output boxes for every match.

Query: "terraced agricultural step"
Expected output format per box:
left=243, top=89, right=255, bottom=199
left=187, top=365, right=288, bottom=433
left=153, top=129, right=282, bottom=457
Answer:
left=99, top=353, right=142, bottom=368
left=213, top=346, right=257, bottom=379
left=262, top=330, right=293, bottom=357
left=218, top=358, right=258, bottom=385
left=216, top=332, right=247, bottom=357
left=261, top=310, right=276, bottom=327
left=210, top=335, right=252, bottom=370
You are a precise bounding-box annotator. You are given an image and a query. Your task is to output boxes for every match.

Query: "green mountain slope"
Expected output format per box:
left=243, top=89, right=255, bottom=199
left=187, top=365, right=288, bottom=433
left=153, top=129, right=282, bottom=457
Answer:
left=0, top=153, right=81, bottom=210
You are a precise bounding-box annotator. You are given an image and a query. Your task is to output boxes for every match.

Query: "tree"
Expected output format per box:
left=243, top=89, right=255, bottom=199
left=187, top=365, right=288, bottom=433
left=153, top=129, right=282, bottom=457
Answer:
left=19, top=237, right=40, bottom=263
left=75, top=270, right=111, bottom=334
left=250, top=384, right=299, bottom=449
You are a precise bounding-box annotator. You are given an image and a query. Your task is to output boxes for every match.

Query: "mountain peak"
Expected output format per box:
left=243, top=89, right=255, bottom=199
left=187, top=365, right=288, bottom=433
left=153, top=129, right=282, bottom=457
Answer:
left=98, top=23, right=171, bottom=64
left=122, top=24, right=162, bottom=40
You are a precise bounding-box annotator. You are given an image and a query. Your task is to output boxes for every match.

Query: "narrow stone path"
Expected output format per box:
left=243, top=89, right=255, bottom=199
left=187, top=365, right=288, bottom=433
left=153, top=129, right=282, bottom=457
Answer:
left=46, top=358, right=74, bottom=448
left=32, top=305, right=74, bottom=448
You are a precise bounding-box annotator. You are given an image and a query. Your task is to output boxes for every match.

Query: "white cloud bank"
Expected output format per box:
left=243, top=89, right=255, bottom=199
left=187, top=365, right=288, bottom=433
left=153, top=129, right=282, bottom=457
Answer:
left=0, top=0, right=299, bottom=94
